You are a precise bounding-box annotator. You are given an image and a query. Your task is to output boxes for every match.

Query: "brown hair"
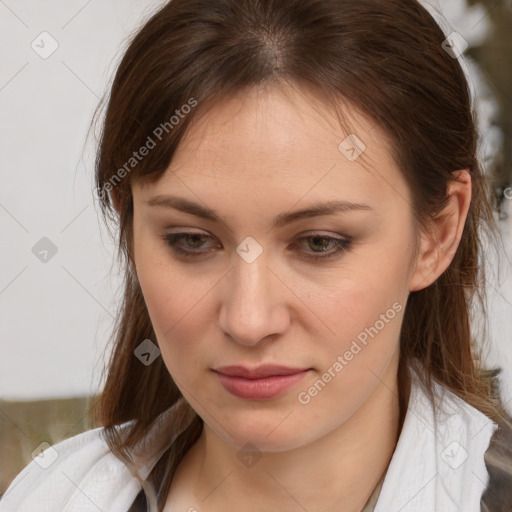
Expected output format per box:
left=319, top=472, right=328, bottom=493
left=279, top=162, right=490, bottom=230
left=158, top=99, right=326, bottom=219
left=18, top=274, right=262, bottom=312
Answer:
left=91, top=0, right=512, bottom=509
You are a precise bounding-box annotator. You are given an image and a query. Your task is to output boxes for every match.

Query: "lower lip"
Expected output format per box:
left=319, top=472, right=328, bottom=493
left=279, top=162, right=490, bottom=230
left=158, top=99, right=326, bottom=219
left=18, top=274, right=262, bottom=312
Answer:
left=215, top=370, right=310, bottom=400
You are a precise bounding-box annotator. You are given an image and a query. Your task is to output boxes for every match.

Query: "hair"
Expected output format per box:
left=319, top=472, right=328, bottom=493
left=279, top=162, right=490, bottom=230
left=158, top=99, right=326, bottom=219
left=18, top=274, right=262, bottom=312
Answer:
left=90, top=0, right=512, bottom=510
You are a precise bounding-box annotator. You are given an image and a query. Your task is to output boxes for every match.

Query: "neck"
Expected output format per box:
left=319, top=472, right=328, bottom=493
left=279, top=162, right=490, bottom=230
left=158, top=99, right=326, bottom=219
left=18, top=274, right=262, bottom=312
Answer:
left=167, top=368, right=402, bottom=512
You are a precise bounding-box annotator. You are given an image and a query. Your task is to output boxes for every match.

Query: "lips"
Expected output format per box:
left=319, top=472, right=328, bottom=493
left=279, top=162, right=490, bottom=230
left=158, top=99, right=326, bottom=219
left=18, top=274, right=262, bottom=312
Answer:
left=213, top=365, right=311, bottom=400
left=214, top=365, right=310, bottom=379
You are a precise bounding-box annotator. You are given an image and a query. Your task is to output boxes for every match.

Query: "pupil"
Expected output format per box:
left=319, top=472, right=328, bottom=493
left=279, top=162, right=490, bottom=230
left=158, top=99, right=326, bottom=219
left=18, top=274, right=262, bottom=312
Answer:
left=188, top=234, right=204, bottom=247
left=311, top=237, right=328, bottom=251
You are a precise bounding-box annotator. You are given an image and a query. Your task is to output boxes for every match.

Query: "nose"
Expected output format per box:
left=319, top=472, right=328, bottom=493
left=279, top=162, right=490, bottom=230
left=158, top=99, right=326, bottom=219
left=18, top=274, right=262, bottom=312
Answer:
left=218, top=253, right=291, bottom=346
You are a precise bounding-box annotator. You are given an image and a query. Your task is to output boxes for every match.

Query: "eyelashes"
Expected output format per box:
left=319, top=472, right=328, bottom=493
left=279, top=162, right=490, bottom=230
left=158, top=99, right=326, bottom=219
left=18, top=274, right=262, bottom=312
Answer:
left=289, top=234, right=351, bottom=261
left=160, top=231, right=351, bottom=262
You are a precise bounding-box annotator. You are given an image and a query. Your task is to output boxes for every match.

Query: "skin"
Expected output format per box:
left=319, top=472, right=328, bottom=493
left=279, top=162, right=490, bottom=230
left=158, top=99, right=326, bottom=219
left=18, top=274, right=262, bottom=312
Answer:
left=120, top=81, right=471, bottom=511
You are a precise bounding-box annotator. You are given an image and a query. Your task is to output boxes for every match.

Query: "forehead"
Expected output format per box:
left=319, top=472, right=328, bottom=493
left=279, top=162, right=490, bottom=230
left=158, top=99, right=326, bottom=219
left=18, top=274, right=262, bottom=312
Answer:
left=133, top=82, right=412, bottom=217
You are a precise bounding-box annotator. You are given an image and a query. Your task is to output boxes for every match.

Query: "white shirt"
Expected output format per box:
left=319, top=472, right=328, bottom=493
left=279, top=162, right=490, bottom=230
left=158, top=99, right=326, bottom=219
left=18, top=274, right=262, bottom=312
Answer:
left=0, top=367, right=498, bottom=512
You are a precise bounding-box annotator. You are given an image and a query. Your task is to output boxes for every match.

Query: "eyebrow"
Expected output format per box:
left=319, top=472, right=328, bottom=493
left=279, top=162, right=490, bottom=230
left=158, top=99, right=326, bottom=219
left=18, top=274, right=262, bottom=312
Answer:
left=145, top=195, right=373, bottom=228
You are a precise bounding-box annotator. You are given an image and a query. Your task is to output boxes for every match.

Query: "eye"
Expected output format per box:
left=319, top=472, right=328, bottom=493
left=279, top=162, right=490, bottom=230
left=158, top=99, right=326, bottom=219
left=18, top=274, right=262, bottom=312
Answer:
left=161, top=232, right=218, bottom=258
left=160, top=231, right=351, bottom=261
left=291, top=233, right=351, bottom=261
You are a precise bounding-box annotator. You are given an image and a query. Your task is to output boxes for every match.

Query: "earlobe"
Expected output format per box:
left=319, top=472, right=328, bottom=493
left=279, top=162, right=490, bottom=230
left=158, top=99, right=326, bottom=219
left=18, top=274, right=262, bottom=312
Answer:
left=409, top=170, right=472, bottom=292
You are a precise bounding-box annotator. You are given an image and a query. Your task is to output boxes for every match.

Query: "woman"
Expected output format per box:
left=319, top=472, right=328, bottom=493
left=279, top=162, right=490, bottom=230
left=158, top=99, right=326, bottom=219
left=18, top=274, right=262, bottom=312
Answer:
left=1, top=0, right=511, bottom=510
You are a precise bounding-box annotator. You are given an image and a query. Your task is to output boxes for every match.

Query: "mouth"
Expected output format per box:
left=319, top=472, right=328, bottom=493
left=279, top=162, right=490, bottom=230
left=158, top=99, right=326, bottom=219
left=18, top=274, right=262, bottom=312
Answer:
left=214, top=364, right=311, bottom=378
left=213, top=365, right=312, bottom=400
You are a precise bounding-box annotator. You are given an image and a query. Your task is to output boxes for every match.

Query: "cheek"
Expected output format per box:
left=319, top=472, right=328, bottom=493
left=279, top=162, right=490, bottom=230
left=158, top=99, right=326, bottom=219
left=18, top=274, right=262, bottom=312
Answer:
left=302, top=240, right=411, bottom=372
left=310, top=279, right=404, bottom=362
left=293, top=269, right=406, bottom=427
left=133, top=237, right=218, bottom=370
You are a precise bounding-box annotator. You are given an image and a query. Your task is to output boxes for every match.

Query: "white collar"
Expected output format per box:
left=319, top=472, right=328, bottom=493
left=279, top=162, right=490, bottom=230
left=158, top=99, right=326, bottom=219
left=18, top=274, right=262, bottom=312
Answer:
left=374, top=367, right=498, bottom=511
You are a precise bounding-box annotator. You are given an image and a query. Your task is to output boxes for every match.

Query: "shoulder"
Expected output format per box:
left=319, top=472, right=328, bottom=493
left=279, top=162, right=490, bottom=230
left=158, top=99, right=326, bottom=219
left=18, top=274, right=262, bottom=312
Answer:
left=0, top=426, right=142, bottom=512
left=0, top=398, right=197, bottom=512
left=375, top=368, right=500, bottom=512
left=414, top=369, right=512, bottom=510
left=481, top=414, right=512, bottom=511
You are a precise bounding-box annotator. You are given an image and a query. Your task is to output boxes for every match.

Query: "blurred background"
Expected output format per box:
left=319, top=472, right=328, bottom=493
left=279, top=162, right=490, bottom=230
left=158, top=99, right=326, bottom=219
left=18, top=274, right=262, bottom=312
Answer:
left=0, top=0, right=511, bottom=496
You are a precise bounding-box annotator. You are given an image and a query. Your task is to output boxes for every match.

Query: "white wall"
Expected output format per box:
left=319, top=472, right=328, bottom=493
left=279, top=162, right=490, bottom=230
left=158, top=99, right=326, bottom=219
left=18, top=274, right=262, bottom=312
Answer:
left=0, top=0, right=511, bottom=411
left=0, top=0, right=166, bottom=399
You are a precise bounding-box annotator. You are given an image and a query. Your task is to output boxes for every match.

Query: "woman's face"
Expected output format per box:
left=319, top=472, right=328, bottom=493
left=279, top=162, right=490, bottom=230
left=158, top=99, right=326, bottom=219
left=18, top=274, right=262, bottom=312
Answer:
left=131, top=82, right=421, bottom=452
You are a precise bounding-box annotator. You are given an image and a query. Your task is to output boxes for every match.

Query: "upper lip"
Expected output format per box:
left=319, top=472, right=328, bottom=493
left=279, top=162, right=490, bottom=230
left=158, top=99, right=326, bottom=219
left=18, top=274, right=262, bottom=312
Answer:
left=214, top=365, right=310, bottom=379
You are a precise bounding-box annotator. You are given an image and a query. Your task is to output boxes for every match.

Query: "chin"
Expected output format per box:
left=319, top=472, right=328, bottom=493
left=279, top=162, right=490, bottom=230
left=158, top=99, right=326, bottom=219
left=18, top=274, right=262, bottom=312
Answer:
left=226, top=429, right=306, bottom=454
left=207, top=407, right=309, bottom=452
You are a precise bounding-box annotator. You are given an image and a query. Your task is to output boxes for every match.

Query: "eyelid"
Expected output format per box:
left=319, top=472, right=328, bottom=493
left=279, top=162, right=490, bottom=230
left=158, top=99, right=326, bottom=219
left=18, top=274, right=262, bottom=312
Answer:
left=291, top=233, right=351, bottom=261
left=160, top=229, right=352, bottom=261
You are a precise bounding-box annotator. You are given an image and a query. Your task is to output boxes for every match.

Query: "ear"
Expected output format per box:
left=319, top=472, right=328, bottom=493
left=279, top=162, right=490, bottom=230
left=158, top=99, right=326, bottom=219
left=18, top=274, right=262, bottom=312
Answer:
left=409, top=170, right=472, bottom=292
